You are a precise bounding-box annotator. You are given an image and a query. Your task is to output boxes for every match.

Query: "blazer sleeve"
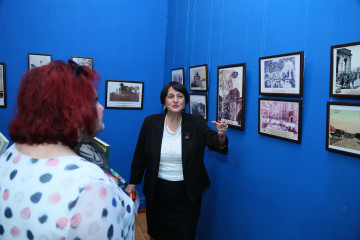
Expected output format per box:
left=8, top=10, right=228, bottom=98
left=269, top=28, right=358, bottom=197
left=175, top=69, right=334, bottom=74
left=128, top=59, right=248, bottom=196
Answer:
left=129, top=118, right=148, bottom=184
left=201, top=117, right=229, bottom=155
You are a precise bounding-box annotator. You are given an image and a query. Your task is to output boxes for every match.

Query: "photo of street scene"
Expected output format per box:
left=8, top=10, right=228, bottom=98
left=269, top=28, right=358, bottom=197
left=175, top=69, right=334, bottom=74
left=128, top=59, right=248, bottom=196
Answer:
left=72, top=57, right=93, bottom=69
left=171, top=68, right=184, bottom=85
left=106, top=80, right=144, bottom=109
left=190, top=94, right=207, bottom=120
left=328, top=104, right=360, bottom=155
left=259, top=99, right=301, bottom=142
left=190, top=65, right=207, bottom=91
left=217, top=64, right=245, bottom=129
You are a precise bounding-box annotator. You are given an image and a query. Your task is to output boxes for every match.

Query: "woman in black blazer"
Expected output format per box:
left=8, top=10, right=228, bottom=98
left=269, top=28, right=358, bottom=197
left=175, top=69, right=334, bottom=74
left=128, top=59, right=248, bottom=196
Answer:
left=125, top=82, right=228, bottom=240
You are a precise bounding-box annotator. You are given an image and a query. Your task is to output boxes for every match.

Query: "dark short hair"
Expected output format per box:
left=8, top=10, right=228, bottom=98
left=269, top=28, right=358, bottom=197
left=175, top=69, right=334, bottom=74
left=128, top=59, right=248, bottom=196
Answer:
left=9, top=60, right=100, bottom=148
left=160, top=82, right=189, bottom=106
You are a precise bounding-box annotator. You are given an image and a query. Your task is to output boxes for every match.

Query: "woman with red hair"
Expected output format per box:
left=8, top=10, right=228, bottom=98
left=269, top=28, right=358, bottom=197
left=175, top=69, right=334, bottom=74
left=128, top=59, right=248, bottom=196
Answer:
left=0, top=60, right=135, bottom=239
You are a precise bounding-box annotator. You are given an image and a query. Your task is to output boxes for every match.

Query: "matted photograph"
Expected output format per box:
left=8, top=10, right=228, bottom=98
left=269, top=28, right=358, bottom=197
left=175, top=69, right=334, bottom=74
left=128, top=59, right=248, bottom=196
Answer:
left=189, top=64, right=208, bottom=91
left=71, top=56, right=93, bottom=69
left=217, top=63, right=246, bottom=130
left=259, top=51, right=304, bottom=97
left=189, top=94, right=208, bottom=121
left=326, top=102, right=360, bottom=158
left=258, top=98, right=302, bottom=143
left=28, top=53, right=52, bottom=70
left=330, top=41, right=360, bottom=97
left=171, top=68, right=185, bottom=85
left=0, top=63, right=6, bottom=108
left=105, top=80, right=144, bottom=109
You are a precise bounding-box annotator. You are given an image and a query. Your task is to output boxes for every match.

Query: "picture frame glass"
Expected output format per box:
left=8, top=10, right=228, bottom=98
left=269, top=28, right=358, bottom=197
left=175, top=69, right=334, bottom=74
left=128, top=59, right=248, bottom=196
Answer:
left=259, top=52, right=303, bottom=96
left=327, top=103, right=360, bottom=157
left=105, top=80, right=144, bottom=109
left=331, top=42, right=360, bottom=97
left=71, top=56, right=93, bottom=69
left=217, top=64, right=245, bottom=130
left=171, top=68, right=184, bottom=85
left=189, top=94, right=207, bottom=120
left=28, top=54, right=52, bottom=70
left=189, top=65, right=207, bottom=91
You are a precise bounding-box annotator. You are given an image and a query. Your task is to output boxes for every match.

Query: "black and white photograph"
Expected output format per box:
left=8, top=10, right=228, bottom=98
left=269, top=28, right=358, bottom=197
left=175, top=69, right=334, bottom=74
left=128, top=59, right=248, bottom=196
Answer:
left=217, top=63, right=246, bottom=130
left=258, top=98, right=302, bottom=143
left=28, top=53, right=52, bottom=70
left=0, top=63, right=6, bottom=108
left=189, top=64, right=208, bottom=91
left=105, top=80, right=144, bottom=109
left=189, top=94, right=208, bottom=121
left=330, top=41, right=360, bottom=97
left=71, top=56, right=93, bottom=69
left=259, top=51, right=304, bottom=97
left=326, top=102, right=360, bottom=158
left=171, top=68, right=185, bottom=85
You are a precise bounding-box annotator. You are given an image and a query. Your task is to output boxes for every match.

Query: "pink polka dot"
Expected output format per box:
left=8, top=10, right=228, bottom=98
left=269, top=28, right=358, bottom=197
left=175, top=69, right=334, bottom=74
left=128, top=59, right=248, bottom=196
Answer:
left=10, top=226, right=20, bottom=237
left=56, top=217, right=68, bottom=229
left=99, top=187, right=107, bottom=199
left=46, top=159, right=59, bottom=166
left=3, top=189, right=9, bottom=200
left=13, top=154, right=21, bottom=164
left=48, top=193, right=61, bottom=204
left=71, top=214, right=82, bottom=228
left=20, top=208, right=30, bottom=219
left=85, top=183, right=92, bottom=191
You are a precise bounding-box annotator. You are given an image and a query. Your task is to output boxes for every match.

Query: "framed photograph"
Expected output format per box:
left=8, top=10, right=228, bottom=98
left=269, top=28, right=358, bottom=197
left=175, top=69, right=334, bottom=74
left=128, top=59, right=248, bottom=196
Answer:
left=330, top=41, right=360, bottom=97
left=71, top=56, right=93, bottom=69
left=105, top=80, right=144, bottom=109
left=259, top=51, right=304, bottom=97
left=171, top=68, right=185, bottom=85
left=189, top=64, right=208, bottom=91
left=0, top=63, right=6, bottom=108
left=326, top=102, right=360, bottom=158
left=258, top=98, right=302, bottom=143
left=28, top=53, right=52, bottom=70
left=189, top=94, right=208, bottom=121
left=217, top=63, right=246, bottom=130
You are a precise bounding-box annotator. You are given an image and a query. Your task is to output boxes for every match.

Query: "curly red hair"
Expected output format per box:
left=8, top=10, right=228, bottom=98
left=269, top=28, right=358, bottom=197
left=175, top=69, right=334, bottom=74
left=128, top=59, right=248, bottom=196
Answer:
left=9, top=60, right=100, bottom=147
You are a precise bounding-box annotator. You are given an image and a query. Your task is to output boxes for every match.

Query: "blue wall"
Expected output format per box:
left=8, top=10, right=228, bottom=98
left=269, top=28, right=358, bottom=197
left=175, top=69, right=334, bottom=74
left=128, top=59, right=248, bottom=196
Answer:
left=0, top=0, right=168, bottom=206
left=164, top=0, right=360, bottom=239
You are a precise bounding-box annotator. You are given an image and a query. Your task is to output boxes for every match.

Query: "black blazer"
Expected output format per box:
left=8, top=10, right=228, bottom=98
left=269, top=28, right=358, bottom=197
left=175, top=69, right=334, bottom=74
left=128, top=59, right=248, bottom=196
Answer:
left=129, top=112, right=228, bottom=204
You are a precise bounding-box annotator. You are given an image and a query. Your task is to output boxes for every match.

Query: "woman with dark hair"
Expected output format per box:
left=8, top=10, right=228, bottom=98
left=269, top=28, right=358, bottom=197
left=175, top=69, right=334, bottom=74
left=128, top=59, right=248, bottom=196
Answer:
left=125, top=81, right=229, bottom=240
left=0, top=60, right=135, bottom=239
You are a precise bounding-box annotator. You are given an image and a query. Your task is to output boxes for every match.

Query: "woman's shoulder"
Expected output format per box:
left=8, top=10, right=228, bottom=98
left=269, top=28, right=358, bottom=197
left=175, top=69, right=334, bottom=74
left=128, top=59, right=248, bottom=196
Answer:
left=144, top=113, right=165, bottom=122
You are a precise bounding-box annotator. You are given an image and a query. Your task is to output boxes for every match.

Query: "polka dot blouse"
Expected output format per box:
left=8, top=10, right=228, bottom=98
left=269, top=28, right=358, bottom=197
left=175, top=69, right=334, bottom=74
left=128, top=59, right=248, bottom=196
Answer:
left=0, top=144, right=135, bottom=240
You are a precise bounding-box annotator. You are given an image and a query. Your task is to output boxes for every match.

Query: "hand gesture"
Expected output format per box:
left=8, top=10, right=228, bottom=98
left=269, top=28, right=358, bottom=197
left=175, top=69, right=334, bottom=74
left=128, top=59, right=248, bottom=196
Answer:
left=211, top=120, right=228, bottom=144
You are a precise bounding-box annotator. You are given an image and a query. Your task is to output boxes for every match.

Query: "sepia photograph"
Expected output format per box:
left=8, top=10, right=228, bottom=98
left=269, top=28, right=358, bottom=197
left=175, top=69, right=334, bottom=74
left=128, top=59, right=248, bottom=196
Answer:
left=326, top=102, right=360, bottom=158
left=259, top=51, right=303, bottom=97
left=330, top=41, right=360, bottom=97
left=217, top=63, right=246, bottom=130
left=105, top=80, right=144, bottom=109
left=189, top=64, right=208, bottom=91
left=0, top=63, right=6, bottom=108
left=28, top=53, right=52, bottom=70
left=71, top=56, right=93, bottom=69
left=258, top=98, right=302, bottom=143
left=171, top=68, right=185, bottom=85
left=189, top=94, right=208, bottom=121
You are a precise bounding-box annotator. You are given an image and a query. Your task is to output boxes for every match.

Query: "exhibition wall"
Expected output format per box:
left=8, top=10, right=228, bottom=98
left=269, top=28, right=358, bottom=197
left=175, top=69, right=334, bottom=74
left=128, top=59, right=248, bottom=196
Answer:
left=164, top=0, right=360, bottom=239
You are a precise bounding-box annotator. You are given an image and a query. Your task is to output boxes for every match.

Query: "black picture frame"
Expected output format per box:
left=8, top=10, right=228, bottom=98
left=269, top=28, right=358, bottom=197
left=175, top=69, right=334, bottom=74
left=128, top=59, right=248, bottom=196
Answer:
left=189, top=64, right=208, bottom=91
left=0, top=63, right=6, bottom=108
left=217, top=63, right=246, bottom=130
left=171, top=67, right=185, bottom=85
left=71, top=56, right=93, bottom=69
left=105, top=80, right=144, bottom=109
left=259, top=51, right=304, bottom=97
left=28, top=53, right=52, bottom=70
left=326, top=102, right=360, bottom=158
left=330, top=41, right=360, bottom=98
left=189, top=94, right=208, bottom=121
left=258, top=98, right=302, bottom=143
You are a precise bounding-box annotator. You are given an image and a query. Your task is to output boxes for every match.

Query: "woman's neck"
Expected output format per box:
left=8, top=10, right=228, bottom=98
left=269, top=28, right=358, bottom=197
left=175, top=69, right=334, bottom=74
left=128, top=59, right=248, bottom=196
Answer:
left=15, top=142, right=77, bottom=159
left=166, top=112, right=182, bottom=132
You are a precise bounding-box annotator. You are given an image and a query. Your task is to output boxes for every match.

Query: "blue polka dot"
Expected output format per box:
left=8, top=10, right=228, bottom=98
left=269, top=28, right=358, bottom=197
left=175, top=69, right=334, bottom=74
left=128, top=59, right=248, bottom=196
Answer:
left=30, top=192, right=42, bottom=203
left=68, top=197, right=79, bottom=211
left=39, top=173, right=52, bottom=183
left=10, top=170, right=17, bottom=180
left=102, top=208, right=108, bottom=218
left=121, top=229, right=124, bottom=238
left=73, top=237, right=81, bottom=240
left=38, top=214, right=48, bottom=224
left=107, top=224, right=113, bottom=239
left=121, top=200, right=125, bottom=207
left=6, top=153, right=12, bottom=161
left=64, top=164, right=79, bottom=171
left=5, top=207, right=12, bottom=218
left=27, top=230, right=34, bottom=240
left=0, top=224, right=4, bottom=235
left=126, top=204, right=131, bottom=213
left=112, top=198, right=117, bottom=207
left=30, top=158, right=38, bottom=164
